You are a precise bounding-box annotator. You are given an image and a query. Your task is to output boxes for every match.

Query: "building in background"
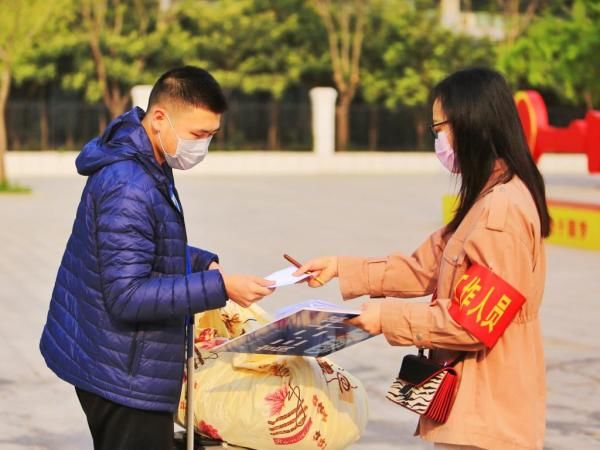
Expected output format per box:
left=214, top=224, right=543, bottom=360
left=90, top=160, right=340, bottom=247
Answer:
left=440, top=0, right=505, bottom=40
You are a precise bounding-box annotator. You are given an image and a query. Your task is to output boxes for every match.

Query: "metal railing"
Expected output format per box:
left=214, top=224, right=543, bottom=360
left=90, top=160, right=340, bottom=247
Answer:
left=5, top=100, right=585, bottom=152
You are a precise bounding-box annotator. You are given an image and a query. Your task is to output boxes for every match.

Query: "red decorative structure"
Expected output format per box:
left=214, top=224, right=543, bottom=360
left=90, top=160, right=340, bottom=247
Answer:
left=514, top=90, right=600, bottom=173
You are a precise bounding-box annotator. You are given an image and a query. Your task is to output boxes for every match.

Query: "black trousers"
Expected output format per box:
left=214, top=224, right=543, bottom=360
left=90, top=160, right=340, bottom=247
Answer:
left=76, top=387, right=174, bottom=450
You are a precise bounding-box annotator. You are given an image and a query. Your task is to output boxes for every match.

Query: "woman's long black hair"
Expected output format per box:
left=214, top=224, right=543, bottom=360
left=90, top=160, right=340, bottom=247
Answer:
left=433, top=68, right=551, bottom=237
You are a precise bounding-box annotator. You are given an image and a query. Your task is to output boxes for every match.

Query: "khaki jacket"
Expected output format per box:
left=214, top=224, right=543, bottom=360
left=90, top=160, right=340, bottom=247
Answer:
left=338, top=166, right=546, bottom=450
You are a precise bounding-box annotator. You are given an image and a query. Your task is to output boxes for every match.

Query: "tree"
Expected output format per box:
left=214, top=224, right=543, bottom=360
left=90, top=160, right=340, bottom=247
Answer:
left=177, top=0, right=327, bottom=150
left=240, top=0, right=328, bottom=150
left=360, top=0, right=412, bottom=150
left=499, top=0, right=600, bottom=109
left=0, top=0, right=57, bottom=186
left=311, top=0, right=368, bottom=151
left=69, top=0, right=185, bottom=119
left=361, top=0, right=496, bottom=149
left=496, top=0, right=540, bottom=44
left=13, top=3, right=81, bottom=150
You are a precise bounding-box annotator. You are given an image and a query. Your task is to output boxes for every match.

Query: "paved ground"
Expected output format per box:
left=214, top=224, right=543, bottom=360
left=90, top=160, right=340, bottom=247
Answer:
left=0, top=172, right=599, bottom=450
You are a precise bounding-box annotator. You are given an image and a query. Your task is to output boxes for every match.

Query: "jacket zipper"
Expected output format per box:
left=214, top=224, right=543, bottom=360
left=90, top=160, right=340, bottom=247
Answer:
left=127, top=329, right=142, bottom=376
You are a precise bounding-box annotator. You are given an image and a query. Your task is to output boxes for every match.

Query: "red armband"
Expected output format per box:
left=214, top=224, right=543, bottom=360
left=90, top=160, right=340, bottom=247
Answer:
left=448, top=263, right=525, bottom=349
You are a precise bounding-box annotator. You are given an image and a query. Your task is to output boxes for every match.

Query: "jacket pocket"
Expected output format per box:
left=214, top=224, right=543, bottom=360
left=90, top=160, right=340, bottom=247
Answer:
left=127, top=331, right=144, bottom=377
left=442, top=237, right=466, bottom=267
left=438, top=238, right=467, bottom=297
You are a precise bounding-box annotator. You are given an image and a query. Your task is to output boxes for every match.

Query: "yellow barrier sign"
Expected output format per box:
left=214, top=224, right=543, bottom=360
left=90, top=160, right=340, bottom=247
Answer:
left=546, top=200, right=600, bottom=250
left=442, top=195, right=458, bottom=226
left=442, top=195, right=600, bottom=251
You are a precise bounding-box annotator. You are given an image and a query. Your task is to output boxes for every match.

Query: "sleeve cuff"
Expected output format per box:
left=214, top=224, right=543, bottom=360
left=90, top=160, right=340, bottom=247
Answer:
left=189, top=269, right=228, bottom=313
left=380, top=300, right=432, bottom=348
left=367, top=258, right=386, bottom=298
left=338, top=256, right=369, bottom=300
left=338, top=256, right=387, bottom=300
left=205, top=253, right=219, bottom=267
left=189, top=245, right=220, bottom=272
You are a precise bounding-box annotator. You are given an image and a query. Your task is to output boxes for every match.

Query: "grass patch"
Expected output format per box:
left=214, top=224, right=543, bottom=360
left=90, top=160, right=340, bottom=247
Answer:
left=0, top=181, right=31, bottom=194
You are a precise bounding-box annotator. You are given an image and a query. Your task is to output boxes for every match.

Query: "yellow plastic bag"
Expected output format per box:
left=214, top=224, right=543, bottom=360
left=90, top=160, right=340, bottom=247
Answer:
left=176, top=301, right=368, bottom=450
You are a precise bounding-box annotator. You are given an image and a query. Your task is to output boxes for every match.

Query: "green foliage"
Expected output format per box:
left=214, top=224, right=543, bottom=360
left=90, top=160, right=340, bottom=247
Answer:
left=177, top=0, right=328, bottom=98
left=0, top=180, right=31, bottom=194
left=0, top=0, right=57, bottom=69
left=361, top=0, right=496, bottom=109
left=5, top=0, right=599, bottom=120
left=73, top=0, right=187, bottom=106
left=498, top=0, right=600, bottom=108
left=15, top=0, right=189, bottom=108
left=10, top=0, right=76, bottom=85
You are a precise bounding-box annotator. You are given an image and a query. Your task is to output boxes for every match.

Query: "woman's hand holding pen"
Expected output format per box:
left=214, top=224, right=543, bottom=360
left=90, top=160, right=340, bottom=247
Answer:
left=293, top=256, right=339, bottom=288
left=292, top=255, right=382, bottom=335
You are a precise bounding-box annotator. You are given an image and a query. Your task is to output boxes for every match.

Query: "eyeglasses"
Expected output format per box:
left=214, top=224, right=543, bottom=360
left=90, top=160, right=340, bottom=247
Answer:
left=429, top=120, right=449, bottom=139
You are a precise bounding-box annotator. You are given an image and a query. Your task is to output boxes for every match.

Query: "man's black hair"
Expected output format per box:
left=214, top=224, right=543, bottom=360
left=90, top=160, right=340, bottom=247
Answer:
left=148, top=66, right=227, bottom=113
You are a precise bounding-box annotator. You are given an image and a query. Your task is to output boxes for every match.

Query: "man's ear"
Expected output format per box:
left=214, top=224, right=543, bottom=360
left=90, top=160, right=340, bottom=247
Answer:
left=149, top=106, right=167, bottom=133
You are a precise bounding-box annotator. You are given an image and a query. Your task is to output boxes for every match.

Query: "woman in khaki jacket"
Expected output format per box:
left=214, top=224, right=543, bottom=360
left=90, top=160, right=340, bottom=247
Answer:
left=296, top=68, right=550, bottom=450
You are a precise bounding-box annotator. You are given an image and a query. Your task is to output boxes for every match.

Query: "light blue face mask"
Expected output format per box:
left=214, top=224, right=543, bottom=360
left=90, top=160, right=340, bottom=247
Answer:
left=158, top=113, right=212, bottom=170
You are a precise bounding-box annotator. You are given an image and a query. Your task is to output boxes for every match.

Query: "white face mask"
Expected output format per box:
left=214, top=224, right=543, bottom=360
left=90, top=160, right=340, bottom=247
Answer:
left=158, top=113, right=212, bottom=170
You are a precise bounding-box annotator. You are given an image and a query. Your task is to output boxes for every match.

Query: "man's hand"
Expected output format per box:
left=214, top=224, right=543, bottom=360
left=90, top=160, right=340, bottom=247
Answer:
left=345, top=302, right=382, bottom=335
left=222, top=274, right=275, bottom=307
left=293, top=256, right=338, bottom=288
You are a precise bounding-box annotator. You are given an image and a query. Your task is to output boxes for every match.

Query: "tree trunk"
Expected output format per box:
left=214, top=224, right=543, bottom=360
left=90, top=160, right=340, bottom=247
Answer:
left=98, top=107, right=107, bottom=135
left=368, top=106, right=379, bottom=151
left=267, top=98, right=280, bottom=150
left=583, top=91, right=594, bottom=110
left=84, top=9, right=129, bottom=120
left=226, top=101, right=237, bottom=150
left=336, top=94, right=352, bottom=151
left=0, top=66, right=11, bottom=185
left=66, top=132, right=75, bottom=150
left=504, top=0, right=519, bottom=45
left=106, top=83, right=130, bottom=119
left=217, top=88, right=233, bottom=149
left=107, top=100, right=128, bottom=119
left=503, top=0, right=538, bottom=45
left=312, top=0, right=364, bottom=152
left=415, top=114, right=426, bottom=150
left=40, top=98, right=49, bottom=150
left=216, top=120, right=225, bottom=148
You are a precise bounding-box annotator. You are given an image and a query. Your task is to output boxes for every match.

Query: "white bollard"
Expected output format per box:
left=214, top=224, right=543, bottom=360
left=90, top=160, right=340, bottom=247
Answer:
left=310, top=87, right=338, bottom=156
left=131, top=85, right=153, bottom=111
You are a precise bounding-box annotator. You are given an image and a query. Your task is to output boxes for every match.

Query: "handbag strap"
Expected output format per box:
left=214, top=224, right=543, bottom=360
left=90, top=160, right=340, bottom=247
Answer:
left=447, top=352, right=465, bottom=367
left=421, top=348, right=465, bottom=368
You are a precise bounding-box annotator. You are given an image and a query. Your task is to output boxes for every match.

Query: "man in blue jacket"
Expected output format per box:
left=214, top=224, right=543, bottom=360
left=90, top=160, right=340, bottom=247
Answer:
left=40, top=66, right=275, bottom=449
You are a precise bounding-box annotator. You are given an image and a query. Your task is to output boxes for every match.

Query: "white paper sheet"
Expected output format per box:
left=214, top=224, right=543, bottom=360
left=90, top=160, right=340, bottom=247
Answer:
left=264, top=266, right=312, bottom=287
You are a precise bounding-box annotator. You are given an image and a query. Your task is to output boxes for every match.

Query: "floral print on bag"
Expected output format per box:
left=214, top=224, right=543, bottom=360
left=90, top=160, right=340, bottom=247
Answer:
left=198, top=420, right=222, bottom=440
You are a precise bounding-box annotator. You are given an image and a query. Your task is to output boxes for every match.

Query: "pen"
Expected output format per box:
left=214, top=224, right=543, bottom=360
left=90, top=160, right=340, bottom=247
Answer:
left=283, top=254, right=325, bottom=286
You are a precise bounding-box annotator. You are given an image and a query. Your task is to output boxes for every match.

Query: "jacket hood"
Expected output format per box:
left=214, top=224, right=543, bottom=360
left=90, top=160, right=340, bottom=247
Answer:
left=76, top=107, right=158, bottom=177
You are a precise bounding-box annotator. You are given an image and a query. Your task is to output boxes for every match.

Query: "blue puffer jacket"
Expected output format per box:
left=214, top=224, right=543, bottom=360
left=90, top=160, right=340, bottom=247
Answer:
left=40, top=108, right=228, bottom=412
